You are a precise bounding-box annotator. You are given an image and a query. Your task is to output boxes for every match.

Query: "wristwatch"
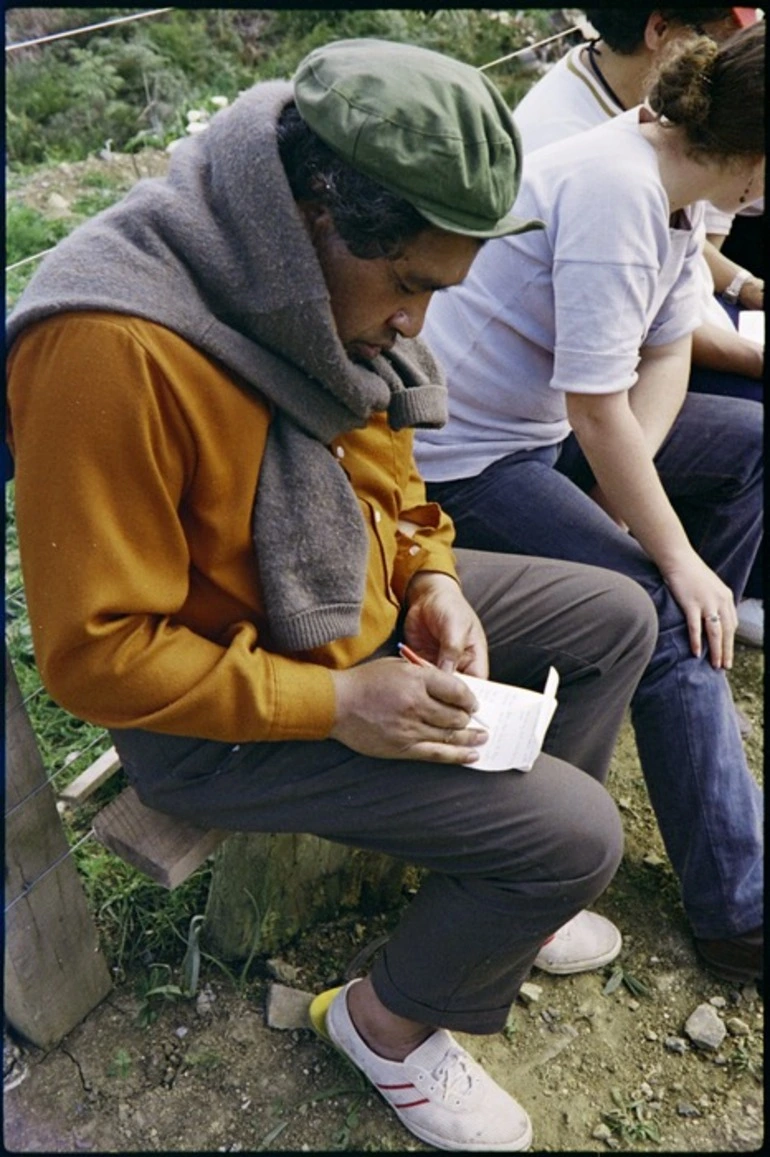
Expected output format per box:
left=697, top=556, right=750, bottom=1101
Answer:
left=722, top=268, right=753, bottom=305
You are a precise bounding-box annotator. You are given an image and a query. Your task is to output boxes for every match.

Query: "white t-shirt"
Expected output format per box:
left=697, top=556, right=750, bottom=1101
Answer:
left=416, top=111, right=702, bottom=482
left=513, top=44, right=732, bottom=332
left=513, top=44, right=622, bottom=152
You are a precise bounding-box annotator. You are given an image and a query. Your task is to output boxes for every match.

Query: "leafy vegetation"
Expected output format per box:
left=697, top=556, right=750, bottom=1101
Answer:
left=6, top=7, right=572, bottom=165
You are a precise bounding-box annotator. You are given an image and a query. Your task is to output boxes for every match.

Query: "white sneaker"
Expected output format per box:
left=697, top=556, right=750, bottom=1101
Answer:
left=736, top=598, right=763, bottom=648
left=533, top=909, right=622, bottom=975
left=323, top=979, right=533, bottom=1152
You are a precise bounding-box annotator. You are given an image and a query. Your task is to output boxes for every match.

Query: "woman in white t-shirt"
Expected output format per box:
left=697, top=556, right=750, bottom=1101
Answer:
left=416, top=25, right=764, bottom=984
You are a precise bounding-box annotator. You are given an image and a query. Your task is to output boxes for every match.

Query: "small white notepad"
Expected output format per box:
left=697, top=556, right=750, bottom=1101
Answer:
left=455, top=667, right=560, bottom=772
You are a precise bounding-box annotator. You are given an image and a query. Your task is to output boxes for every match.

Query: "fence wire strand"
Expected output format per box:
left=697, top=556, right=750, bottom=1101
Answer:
left=5, top=829, right=97, bottom=914
left=6, top=8, right=173, bottom=53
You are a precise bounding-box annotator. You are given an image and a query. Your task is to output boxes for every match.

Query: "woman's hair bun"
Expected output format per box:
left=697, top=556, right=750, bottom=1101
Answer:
left=648, top=35, right=718, bottom=130
left=646, top=23, right=764, bottom=157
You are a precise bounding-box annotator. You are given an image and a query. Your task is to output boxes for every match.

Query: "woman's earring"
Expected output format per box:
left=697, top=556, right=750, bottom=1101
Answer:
left=739, top=176, right=754, bottom=204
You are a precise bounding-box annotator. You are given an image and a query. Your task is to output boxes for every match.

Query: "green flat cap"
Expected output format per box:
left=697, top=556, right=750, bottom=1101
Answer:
left=293, top=37, right=543, bottom=239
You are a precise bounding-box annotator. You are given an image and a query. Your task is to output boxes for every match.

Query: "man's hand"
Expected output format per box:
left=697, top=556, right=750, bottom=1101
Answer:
left=402, top=571, right=489, bottom=676
left=329, top=657, right=487, bottom=763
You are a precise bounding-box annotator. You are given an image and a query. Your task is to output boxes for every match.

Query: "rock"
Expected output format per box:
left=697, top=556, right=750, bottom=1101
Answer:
left=664, top=1036, right=688, bottom=1054
left=684, top=1003, right=726, bottom=1051
left=266, top=957, right=301, bottom=985
left=643, top=852, right=664, bottom=867
left=726, top=1017, right=750, bottom=1037
left=264, top=983, right=314, bottom=1031
left=644, top=1029, right=658, bottom=1041
left=196, top=984, right=217, bottom=1015
left=709, top=995, right=727, bottom=1009
left=627, top=999, right=640, bottom=1011
left=677, top=1101, right=702, bottom=1118
left=592, top=1123, right=613, bottom=1141
left=518, top=981, right=542, bottom=1005
left=46, top=192, right=71, bottom=216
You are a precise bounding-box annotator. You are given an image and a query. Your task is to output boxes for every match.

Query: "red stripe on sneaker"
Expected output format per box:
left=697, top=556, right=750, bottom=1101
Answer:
left=375, top=1082, right=430, bottom=1109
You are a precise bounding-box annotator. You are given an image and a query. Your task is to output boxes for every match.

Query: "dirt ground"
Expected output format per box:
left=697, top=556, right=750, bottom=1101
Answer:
left=4, top=153, right=764, bottom=1153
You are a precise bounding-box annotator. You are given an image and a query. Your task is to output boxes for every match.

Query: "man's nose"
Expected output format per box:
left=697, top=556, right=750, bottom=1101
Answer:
left=389, top=300, right=429, bottom=338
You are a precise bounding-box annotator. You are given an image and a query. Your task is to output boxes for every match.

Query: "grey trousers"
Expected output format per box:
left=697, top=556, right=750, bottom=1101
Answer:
left=112, top=550, right=657, bottom=1034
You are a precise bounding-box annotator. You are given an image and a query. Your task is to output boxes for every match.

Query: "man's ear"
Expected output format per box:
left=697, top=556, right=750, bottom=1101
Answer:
left=644, top=12, right=672, bottom=51
left=297, top=199, right=333, bottom=236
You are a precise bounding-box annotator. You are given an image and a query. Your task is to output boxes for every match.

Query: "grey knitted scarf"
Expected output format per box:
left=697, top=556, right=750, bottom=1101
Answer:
left=6, top=81, right=448, bottom=652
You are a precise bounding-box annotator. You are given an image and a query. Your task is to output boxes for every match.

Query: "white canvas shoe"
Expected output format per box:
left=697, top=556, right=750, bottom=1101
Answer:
left=736, top=598, right=763, bottom=648
left=322, top=980, right=533, bottom=1152
left=533, top=909, right=622, bottom=975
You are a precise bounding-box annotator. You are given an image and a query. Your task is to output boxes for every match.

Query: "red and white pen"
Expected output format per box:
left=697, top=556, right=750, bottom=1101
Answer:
left=397, top=642, right=431, bottom=668
left=397, top=642, right=489, bottom=731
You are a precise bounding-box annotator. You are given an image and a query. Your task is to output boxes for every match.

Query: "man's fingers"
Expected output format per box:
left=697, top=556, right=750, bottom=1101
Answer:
left=414, top=735, right=486, bottom=764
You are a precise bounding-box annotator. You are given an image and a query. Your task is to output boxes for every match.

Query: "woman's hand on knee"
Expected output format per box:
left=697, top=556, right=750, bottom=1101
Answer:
left=661, top=551, right=737, bottom=669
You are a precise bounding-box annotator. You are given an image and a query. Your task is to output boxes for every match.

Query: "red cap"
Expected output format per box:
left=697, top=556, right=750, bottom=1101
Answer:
left=731, top=8, right=759, bottom=27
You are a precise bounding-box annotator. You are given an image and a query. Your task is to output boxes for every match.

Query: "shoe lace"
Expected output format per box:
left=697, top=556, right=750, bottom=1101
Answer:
left=432, top=1048, right=475, bottom=1102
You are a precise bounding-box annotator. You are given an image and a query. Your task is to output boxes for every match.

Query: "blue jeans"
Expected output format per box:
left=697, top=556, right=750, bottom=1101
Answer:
left=428, top=392, right=763, bottom=939
left=687, top=297, right=763, bottom=597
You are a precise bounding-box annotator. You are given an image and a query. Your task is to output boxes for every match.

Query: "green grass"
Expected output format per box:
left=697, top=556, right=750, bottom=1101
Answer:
left=5, top=181, right=129, bottom=308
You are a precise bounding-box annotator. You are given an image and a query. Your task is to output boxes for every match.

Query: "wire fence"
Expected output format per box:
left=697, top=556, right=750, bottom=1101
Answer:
left=5, top=8, right=173, bottom=52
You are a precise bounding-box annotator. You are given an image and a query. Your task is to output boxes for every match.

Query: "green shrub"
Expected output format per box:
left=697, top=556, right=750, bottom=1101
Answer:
left=5, top=202, right=71, bottom=265
left=5, top=8, right=563, bottom=167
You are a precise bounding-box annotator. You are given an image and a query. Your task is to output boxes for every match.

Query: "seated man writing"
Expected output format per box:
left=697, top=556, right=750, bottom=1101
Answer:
left=6, top=39, right=657, bottom=1152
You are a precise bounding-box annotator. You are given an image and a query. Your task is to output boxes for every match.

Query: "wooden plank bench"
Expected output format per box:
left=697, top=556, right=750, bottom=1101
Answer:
left=59, top=747, right=227, bottom=889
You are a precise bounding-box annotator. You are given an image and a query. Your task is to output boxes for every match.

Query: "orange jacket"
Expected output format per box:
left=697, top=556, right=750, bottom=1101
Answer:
left=7, top=312, right=458, bottom=742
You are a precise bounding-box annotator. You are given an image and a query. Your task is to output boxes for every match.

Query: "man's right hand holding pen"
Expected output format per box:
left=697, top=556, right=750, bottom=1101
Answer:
left=329, top=570, right=491, bottom=764
left=329, top=653, right=489, bottom=764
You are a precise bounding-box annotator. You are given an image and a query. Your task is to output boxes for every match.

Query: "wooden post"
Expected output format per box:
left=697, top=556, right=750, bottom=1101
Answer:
left=4, top=654, right=112, bottom=1048
left=205, top=831, right=407, bottom=959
